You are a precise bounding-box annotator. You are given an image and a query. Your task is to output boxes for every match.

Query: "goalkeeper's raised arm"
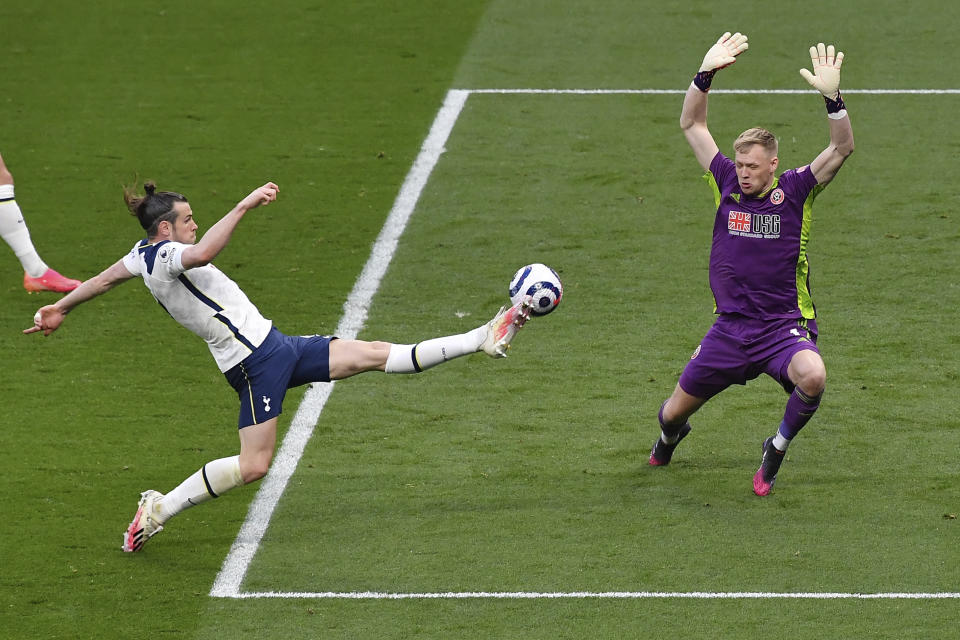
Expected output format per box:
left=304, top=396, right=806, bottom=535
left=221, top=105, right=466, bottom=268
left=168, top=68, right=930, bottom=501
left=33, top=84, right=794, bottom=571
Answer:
left=654, top=36, right=857, bottom=499
left=680, top=32, right=749, bottom=171
left=803, top=42, right=855, bottom=185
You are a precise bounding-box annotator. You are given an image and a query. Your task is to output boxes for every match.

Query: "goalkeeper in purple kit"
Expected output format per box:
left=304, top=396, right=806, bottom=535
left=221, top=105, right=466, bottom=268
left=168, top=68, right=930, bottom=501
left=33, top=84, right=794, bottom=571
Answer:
left=648, top=33, right=854, bottom=495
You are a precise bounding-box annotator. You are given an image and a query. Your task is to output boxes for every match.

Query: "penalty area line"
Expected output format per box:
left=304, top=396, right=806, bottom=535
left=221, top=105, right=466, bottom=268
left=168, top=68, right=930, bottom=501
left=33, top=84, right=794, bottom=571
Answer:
left=209, top=89, right=470, bottom=599
left=211, top=85, right=955, bottom=601
left=460, top=88, right=960, bottom=95
left=222, top=590, right=960, bottom=600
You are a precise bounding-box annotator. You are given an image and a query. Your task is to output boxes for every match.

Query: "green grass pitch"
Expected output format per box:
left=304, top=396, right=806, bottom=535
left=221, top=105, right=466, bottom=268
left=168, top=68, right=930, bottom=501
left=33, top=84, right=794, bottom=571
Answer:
left=2, top=1, right=959, bottom=638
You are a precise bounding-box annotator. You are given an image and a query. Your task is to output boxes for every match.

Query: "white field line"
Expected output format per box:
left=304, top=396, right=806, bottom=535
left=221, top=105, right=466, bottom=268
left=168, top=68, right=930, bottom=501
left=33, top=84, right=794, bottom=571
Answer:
left=225, top=591, right=960, bottom=600
left=463, top=88, right=960, bottom=94
left=209, top=88, right=471, bottom=598
left=212, top=86, right=957, bottom=601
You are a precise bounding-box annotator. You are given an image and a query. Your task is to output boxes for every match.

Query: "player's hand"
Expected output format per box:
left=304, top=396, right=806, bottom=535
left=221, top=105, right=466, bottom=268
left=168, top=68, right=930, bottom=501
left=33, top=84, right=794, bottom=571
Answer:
left=800, top=43, right=843, bottom=100
left=699, top=32, right=748, bottom=72
left=239, top=182, right=279, bottom=211
left=24, top=305, right=65, bottom=336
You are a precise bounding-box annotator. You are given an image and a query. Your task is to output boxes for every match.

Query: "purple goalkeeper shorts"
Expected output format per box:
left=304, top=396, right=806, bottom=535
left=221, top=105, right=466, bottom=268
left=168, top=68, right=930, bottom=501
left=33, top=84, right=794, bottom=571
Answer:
left=677, top=314, right=820, bottom=400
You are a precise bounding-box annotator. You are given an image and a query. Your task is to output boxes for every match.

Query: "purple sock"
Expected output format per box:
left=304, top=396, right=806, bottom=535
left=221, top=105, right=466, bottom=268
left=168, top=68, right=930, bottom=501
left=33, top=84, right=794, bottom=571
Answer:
left=658, top=401, right=688, bottom=439
left=778, top=387, right=822, bottom=440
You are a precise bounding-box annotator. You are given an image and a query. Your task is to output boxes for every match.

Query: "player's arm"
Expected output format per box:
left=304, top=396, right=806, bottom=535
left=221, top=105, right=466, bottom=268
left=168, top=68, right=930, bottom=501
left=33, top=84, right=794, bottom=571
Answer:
left=24, top=259, right=136, bottom=336
left=680, top=32, right=748, bottom=171
left=801, top=43, right=855, bottom=185
left=180, top=182, right=279, bottom=269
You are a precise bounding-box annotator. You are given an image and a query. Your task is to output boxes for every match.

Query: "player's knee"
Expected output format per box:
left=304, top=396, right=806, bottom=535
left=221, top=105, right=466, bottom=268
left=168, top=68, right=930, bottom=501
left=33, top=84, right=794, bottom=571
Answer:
left=239, top=453, right=272, bottom=483
left=241, top=463, right=269, bottom=484
left=329, top=339, right=391, bottom=379
left=660, top=402, right=686, bottom=427
left=354, top=341, right=391, bottom=374
left=367, top=341, right=392, bottom=360
left=661, top=396, right=697, bottom=426
left=798, top=366, right=826, bottom=396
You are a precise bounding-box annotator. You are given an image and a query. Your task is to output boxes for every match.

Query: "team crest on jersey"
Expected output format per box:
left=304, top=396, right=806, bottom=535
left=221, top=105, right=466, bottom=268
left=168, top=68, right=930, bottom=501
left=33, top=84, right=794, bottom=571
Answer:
left=159, top=246, right=176, bottom=263
left=770, top=188, right=784, bottom=205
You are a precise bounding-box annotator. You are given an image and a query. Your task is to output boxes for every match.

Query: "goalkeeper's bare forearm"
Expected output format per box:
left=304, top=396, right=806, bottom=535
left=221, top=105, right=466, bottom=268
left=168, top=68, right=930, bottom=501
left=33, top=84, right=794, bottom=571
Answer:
left=802, top=42, right=854, bottom=184
left=680, top=32, right=748, bottom=170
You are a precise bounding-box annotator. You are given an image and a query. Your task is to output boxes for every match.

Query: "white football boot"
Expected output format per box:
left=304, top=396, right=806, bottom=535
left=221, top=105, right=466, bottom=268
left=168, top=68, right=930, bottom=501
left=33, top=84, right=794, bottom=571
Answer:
left=122, top=490, right=166, bottom=552
left=481, top=298, right=532, bottom=358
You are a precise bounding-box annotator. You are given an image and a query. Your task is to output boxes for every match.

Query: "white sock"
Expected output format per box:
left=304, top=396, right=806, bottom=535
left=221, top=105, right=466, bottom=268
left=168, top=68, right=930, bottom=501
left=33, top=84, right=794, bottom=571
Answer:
left=157, top=455, right=243, bottom=521
left=0, top=185, right=48, bottom=277
left=772, top=432, right=791, bottom=452
left=385, top=325, right=487, bottom=373
left=660, top=431, right=680, bottom=445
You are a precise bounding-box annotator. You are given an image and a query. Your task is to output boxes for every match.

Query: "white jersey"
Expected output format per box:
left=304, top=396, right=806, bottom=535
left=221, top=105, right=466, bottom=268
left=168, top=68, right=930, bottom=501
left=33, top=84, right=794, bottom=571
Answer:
left=122, top=239, right=273, bottom=372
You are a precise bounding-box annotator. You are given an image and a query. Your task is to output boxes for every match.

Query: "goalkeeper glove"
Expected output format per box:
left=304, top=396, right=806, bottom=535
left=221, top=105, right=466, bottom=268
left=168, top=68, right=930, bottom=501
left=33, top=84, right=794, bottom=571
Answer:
left=799, top=42, right=843, bottom=98
left=799, top=42, right=845, bottom=115
left=694, top=32, right=748, bottom=92
left=699, top=31, right=749, bottom=72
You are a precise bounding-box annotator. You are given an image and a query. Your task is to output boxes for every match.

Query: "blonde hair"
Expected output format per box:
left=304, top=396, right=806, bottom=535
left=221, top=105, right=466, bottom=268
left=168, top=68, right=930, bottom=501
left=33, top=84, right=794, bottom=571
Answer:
left=734, top=127, right=778, bottom=156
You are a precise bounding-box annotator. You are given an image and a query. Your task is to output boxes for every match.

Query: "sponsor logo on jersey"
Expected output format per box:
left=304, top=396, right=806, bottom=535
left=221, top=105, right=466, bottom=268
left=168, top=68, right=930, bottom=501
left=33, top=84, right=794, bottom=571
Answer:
left=690, top=344, right=701, bottom=360
left=727, top=211, right=781, bottom=238
left=728, top=211, right=752, bottom=232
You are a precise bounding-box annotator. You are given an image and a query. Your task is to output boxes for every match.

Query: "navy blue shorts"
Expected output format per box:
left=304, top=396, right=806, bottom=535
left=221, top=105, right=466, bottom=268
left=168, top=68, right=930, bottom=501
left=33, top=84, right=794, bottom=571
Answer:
left=224, top=327, right=335, bottom=428
left=678, top=314, right=819, bottom=400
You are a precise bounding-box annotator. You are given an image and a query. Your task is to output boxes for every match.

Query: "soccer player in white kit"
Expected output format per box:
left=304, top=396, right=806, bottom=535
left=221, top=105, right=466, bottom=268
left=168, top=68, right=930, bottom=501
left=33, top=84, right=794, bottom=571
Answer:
left=25, top=181, right=532, bottom=552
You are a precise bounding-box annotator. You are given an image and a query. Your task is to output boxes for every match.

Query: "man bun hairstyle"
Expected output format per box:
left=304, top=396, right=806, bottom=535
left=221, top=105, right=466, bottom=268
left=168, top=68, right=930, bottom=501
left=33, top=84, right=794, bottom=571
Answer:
left=124, top=181, right=188, bottom=236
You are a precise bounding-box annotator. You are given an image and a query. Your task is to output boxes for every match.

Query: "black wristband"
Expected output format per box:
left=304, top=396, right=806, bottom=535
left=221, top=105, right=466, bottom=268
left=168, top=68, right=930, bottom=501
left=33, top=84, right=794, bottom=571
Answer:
left=824, top=90, right=845, bottom=114
left=693, top=70, right=716, bottom=92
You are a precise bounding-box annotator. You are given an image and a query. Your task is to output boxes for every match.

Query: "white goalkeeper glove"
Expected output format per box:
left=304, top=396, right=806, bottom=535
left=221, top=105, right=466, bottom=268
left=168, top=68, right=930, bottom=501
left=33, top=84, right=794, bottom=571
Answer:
left=699, top=32, right=749, bottom=72
left=799, top=43, right=843, bottom=100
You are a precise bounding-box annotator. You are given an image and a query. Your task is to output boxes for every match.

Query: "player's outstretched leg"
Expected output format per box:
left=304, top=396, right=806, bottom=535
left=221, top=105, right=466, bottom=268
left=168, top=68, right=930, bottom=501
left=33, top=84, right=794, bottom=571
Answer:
left=752, top=436, right=785, bottom=496
left=481, top=298, right=532, bottom=358
left=122, top=490, right=167, bottom=552
left=382, top=299, right=533, bottom=375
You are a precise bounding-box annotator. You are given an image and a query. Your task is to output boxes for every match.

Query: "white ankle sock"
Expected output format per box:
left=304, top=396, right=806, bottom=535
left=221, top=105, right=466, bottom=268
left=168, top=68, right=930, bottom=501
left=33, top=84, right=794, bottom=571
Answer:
left=660, top=431, right=680, bottom=445
left=157, top=455, right=243, bottom=521
left=772, top=433, right=791, bottom=451
left=0, top=185, right=48, bottom=277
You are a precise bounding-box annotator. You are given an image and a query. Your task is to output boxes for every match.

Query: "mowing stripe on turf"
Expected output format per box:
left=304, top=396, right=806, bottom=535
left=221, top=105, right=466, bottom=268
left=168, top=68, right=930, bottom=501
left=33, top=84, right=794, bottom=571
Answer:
left=209, top=89, right=471, bottom=598
left=213, top=86, right=959, bottom=600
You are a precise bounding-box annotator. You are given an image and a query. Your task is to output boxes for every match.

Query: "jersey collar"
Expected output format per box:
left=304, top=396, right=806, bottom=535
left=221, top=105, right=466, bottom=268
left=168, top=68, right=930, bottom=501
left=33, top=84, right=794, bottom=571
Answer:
left=753, top=175, right=781, bottom=200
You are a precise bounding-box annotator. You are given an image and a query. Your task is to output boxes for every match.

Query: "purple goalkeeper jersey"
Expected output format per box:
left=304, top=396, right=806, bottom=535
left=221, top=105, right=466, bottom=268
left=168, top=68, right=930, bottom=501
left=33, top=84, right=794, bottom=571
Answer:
left=706, top=151, right=823, bottom=320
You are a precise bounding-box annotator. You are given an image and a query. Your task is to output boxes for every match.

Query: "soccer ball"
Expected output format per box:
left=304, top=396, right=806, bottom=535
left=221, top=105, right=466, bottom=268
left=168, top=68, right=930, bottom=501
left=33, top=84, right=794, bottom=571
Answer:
left=508, top=263, right=563, bottom=316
